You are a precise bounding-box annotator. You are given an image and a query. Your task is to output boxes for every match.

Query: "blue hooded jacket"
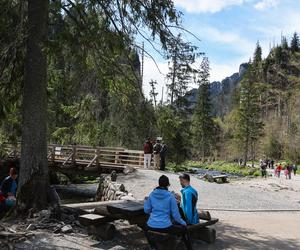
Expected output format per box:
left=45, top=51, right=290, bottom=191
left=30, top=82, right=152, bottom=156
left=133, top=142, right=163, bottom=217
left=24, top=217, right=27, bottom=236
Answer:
left=180, top=185, right=199, bottom=225
left=144, top=188, right=187, bottom=228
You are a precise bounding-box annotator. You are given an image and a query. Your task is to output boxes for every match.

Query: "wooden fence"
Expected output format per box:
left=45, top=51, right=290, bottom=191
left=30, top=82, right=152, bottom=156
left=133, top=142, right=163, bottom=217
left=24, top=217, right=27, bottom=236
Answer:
left=1, top=144, right=149, bottom=171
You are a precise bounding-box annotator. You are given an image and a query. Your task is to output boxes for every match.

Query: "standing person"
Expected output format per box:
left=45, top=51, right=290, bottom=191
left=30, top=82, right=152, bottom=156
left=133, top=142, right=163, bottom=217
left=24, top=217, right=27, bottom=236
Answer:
left=276, top=164, right=282, bottom=178
left=176, top=173, right=199, bottom=225
left=293, top=164, right=298, bottom=176
left=153, top=139, right=161, bottom=170
left=159, top=141, right=167, bottom=171
left=143, top=138, right=153, bottom=168
left=287, top=164, right=292, bottom=180
left=270, top=159, right=274, bottom=169
left=260, top=161, right=267, bottom=178
left=144, top=175, right=193, bottom=250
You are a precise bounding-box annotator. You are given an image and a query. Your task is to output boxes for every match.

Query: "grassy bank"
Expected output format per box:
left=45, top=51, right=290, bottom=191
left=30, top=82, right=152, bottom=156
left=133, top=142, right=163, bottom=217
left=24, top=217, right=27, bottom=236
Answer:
left=167, top=161, right=261, bottom=177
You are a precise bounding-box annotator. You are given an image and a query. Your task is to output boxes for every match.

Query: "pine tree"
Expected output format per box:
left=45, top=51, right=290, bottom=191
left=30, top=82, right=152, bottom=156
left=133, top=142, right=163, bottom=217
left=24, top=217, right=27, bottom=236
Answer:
left=235, top=65, right=264, bottom=166
left=253, top=41, right=262, bottom=67
left=291, top=32, right=300, bottom=53
left=281, top=36, right=289, bottom=50
left=192, top=57, right=215, bottom=160
left=166, top=34, right=198, bottom=107
left=149, top=80, right=158, bottom=107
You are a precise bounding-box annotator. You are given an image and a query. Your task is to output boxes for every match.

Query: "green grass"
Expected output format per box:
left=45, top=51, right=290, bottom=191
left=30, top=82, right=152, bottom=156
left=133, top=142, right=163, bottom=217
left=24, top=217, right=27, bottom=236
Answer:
left=167, top=160, right=261, bottom=177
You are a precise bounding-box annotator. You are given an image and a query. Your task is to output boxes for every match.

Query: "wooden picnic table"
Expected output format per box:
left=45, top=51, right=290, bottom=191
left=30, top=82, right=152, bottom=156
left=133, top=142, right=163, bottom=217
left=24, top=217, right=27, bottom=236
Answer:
left=70, top=200, right=219, bottom=245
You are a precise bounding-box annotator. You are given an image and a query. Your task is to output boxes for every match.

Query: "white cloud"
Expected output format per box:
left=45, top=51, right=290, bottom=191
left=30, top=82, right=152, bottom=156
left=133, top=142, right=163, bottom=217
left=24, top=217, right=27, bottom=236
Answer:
left=254, top=0, right=279, bottom=10
left=202, top=27, right=254, bottom=51
left=174, top=0, right=246, bottom=13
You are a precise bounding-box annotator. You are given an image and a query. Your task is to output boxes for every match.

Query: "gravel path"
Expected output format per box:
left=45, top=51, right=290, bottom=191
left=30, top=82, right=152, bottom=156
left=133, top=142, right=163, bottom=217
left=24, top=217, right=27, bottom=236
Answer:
left=118, top=169, right=300, bottom=210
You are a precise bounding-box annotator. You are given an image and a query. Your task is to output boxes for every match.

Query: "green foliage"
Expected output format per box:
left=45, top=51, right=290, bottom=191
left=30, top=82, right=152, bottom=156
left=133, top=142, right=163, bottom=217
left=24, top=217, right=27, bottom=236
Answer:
left=156, top=106, right=189, bottom=164
left=171, top=161, right=261, bottom=177
left=263, top=135, right=283, bottom=160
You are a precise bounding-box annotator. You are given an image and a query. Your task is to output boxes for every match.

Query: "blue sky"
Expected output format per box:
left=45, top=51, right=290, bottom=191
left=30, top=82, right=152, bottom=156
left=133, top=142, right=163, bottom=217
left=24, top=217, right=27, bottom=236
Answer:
left=142, top=0, right=300, bottom=100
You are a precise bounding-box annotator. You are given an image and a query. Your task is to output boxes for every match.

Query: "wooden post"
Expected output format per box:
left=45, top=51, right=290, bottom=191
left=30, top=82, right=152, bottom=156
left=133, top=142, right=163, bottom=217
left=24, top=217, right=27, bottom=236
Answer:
left=51, top=145, right=55, bottom=165
left=114, top=151, right=119, bottom=164
left=96, top=148, right=100, bottom=168
left=72, top=145, right=77, bottom=167
left=139, top=153, right=144, bottom=168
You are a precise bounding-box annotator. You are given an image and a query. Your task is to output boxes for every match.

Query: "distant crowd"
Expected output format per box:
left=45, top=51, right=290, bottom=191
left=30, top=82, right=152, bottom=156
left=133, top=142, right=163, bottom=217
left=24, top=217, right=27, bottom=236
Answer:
left=260, top=159, right=297, bottom=179
left=143, top=138, right=167, bottom=171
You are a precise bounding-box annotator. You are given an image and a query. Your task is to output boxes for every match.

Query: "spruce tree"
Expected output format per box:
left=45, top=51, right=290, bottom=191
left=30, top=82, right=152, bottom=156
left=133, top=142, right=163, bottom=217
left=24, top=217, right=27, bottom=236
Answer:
left=192, top=57, right=215, bottom=160
left=166, top=34, right=199, bottom=107
left=235, top=65, right=263, bottom=166
left=149, top=80, right=158, bottom=107
left=291, top=32, right=300, bottom=53
left=253, top=41, right=262, bottom=67
left=281, top=36, right=289, bottom=50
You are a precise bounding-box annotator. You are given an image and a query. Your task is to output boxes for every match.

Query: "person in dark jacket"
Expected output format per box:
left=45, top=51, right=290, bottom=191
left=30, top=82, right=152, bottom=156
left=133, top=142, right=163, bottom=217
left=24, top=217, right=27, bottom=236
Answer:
left=144, top=175, right=193, bottom=250
left=143, top=138, right=153, bottom=168
left=0, top=168, right=18, bottom=212
left=159, top=141, right=167, bottom=171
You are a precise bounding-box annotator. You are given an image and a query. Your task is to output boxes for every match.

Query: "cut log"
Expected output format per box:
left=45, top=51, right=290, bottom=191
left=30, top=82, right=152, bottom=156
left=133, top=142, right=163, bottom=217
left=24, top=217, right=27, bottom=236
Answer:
left=87, top=223, right=116, bottom=240
left=187, top=218, right=219, bottom=231
left=78, top=214, right=108, bottom=226
left=190, top=227, right=216, bottom=243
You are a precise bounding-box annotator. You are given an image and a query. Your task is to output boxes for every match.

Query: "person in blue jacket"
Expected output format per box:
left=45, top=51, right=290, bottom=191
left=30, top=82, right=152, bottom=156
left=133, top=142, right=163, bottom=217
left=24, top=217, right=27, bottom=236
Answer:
left=144, top=175, right=193, bottom=250
left=178, top=173, right=199, bottom=225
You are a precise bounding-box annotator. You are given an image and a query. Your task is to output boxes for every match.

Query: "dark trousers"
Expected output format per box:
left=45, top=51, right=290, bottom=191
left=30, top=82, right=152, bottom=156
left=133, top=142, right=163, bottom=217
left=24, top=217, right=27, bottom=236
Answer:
left=145, top=224, right=193, bottom=250
left=160, top=156, right=166, bottom=171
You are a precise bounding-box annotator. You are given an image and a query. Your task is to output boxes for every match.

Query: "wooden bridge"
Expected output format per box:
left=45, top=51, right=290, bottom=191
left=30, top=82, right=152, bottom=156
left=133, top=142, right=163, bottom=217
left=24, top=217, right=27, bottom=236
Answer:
left=1, top=144, right=148, bottom=175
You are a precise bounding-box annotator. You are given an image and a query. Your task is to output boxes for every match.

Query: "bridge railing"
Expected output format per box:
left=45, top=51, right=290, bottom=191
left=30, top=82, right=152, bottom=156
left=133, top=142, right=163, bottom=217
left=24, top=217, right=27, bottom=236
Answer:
left=1, top=143, right=148, bottom=169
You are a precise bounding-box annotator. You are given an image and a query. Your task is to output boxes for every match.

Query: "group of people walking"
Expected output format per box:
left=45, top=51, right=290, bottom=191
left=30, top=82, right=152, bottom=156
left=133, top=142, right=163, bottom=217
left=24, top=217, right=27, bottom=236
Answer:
left=260, top=159, right=298, bottom=179
left=144, top=173, right=198, bottom=250
left=143, top=138, right=167, bottom=171
left=274, top=163, right=297, bottom=179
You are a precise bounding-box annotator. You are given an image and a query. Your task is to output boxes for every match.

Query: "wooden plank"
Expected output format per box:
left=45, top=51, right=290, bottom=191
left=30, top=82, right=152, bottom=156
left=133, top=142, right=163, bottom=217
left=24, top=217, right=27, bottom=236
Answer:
left=107, top=200, right=144, bottom=216
left=78, top=214, right=108, bottom=226
left=63, top=200, right=126, bottom=210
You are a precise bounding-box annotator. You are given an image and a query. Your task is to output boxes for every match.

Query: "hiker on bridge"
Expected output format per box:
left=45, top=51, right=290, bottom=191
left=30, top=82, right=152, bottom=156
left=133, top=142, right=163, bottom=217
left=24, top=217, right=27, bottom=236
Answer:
left=144, top=175, right=193, bottom=250
left=176, top=173, right=199, bottom=225
left=153, top=139, right=161, bottom=169
left=143, top=138, right=153, bottom=168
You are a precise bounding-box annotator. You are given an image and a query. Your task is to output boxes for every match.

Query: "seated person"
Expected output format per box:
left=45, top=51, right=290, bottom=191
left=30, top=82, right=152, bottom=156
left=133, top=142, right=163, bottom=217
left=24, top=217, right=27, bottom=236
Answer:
left=0, top=168, right=18, bottom=210
left=144, top=175, right=193, bottom=250
left=177, top=173, right=199, bottom=225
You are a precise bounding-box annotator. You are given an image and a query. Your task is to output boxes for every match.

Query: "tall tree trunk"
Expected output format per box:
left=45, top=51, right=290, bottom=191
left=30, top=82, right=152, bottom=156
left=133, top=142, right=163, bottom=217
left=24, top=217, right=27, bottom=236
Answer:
left=17, top=0, right=49, bottom=212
